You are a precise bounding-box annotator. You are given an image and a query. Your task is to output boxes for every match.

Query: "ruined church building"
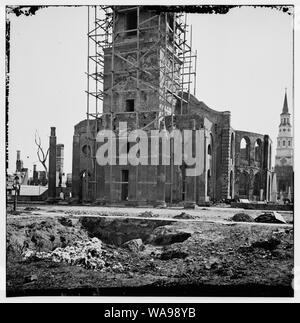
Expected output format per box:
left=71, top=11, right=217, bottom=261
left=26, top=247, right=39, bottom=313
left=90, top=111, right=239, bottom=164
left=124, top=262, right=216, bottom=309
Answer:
left=72, top=6, right=274, bottom=206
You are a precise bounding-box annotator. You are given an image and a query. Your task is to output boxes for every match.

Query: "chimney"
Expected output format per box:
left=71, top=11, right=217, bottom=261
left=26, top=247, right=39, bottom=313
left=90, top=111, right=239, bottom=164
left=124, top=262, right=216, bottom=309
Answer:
left=33, top=164, right=38, bottom=184
left=16, top=150, right=22, bottom=172
left=48, top=127, right=57, bottom=201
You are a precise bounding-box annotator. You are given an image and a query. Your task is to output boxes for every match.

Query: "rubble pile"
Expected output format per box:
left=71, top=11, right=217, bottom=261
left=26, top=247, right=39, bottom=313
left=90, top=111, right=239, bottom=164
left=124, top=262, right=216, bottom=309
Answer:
left=24, top=207, right=40, bottom=212
left=64, top=210, right=104, bottom=216
left=254, top=212, right=286, bottom=224
left=122, top=238, right=144, bottom=252
left=173, top=212, right=196, bottom=220
left=148, top=225, right=192, bottom=245
left=231, top=213, right=254, bottom=222
left=23, top=237, right=107, bottom=270
left=138, top=211, right=159, bottom=218
left=64, top=210, right=129, bottom=217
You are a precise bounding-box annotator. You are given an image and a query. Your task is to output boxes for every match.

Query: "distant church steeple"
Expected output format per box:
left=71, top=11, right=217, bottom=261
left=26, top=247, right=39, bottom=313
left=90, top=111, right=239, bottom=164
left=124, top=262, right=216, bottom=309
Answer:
left=274, top=88, right=294, bottom=201
left=282, top=88, right=289, bottom=114
left=275, top=88, right=293, bottom=167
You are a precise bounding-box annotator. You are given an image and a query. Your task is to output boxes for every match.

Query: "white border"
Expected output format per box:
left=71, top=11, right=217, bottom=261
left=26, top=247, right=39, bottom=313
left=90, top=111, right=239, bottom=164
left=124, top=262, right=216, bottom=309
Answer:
left=1, top=0, right=299, bottom=303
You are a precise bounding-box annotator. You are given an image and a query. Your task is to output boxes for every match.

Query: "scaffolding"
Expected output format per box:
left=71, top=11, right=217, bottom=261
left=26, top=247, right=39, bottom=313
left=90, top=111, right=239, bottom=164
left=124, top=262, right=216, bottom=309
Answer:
left=85, top=5, right=197, bottom=203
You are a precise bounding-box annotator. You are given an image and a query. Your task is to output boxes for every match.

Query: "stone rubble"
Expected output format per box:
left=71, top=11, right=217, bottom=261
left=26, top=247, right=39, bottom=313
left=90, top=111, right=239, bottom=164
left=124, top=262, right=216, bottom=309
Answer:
left=173, top=212, right=196, bottom=220
left=122, top=238, right=144, bottom=252
left=22, top=237, right=110, bottom=270
left=254, top=211, right=286, bottom=224
left=231, top=213, right=254, bottom=222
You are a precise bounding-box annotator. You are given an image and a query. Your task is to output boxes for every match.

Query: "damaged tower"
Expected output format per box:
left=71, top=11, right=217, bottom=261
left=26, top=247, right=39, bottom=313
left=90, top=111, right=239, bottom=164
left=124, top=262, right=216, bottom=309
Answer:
left=72, top=6, right=197, bottom=205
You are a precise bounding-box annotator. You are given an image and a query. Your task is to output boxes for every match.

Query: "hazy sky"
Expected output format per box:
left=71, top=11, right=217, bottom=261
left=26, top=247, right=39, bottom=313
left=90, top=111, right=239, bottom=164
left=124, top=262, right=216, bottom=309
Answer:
left=7, top=5, right=293, bottom=175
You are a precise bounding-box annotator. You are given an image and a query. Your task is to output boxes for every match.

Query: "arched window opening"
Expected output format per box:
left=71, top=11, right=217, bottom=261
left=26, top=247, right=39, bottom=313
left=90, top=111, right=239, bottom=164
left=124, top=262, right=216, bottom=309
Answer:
left=82, top=145, right=91, bottom=157
left=207, top=133, right=214, bottom=173
left=240, top=137, right=250, bottom=165
left=254, top=139, right=262, bottom=163
left=239, top=171, right=250, bottom=198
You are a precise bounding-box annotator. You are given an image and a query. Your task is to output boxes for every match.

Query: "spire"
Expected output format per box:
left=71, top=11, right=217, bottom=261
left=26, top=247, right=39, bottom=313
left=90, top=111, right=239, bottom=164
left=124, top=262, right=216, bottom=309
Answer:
left=282, top=88, right=289, bottom=114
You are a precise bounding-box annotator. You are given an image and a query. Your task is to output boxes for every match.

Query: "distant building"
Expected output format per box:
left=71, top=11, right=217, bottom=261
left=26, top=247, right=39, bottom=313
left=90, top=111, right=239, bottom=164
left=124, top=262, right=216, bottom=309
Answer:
left=16, top=150, right=23, bottom=172
left=14, top=150, right=29, bottom=185
left=275, top=89, right=294, bottom=201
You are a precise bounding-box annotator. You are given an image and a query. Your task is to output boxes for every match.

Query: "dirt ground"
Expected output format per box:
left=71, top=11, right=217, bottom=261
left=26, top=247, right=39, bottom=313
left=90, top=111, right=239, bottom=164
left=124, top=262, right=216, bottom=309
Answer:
left=6, top=205, right=294, bottom=297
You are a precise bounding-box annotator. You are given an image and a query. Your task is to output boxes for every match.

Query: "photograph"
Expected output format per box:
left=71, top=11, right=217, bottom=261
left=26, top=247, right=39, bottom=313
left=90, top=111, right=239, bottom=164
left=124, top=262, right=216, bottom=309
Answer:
left=5, top=4, right=295, bottom=300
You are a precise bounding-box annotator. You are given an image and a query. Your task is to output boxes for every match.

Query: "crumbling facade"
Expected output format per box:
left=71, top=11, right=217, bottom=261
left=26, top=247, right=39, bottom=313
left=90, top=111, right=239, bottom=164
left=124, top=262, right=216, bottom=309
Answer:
left=234, top=131, right=273, bottom=201
left=72, top=5, right=274, bottom=205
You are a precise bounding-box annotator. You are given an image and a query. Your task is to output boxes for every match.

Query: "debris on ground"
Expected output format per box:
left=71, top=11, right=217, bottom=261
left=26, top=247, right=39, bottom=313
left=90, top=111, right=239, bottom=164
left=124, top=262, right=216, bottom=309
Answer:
left=64, top=209, right=129, bottom=217
left=23, top=237, right=106, bottom=270
left=57, top=217, right=73, bottom=227
left=24, top=207, right=40, bottom=212
left=7, top=210, right=22, bottom=216
left=204, top=256, right=222, bottom=270
left=138, top=211, right=159, bottom=218
left=122, top=238, right=144, bottom=252
left=255, top=212, right=286, bottom=224
left=173, top=212, right=196, bottom=220
left=148, top=225, right=191, bottom=245
left=64, top=210, right=109, bottom=216
left=6, top=209, right=294, bottom=295
left=47, top=209, right=67, bottom=213
left=160, top=247, right=188, bottom=260
left=231, top=213, right=254, bottom=222
left=24, top=274, right=38, bottom=283
left=251, top=237, right=281, bottom=251
left=239, top=236, right=282, bottom=254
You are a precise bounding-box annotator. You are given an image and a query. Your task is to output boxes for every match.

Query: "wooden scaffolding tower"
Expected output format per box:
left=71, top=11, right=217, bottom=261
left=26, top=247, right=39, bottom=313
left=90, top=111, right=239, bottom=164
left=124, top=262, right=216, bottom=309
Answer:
left=85, top=5, right=197, bottom=203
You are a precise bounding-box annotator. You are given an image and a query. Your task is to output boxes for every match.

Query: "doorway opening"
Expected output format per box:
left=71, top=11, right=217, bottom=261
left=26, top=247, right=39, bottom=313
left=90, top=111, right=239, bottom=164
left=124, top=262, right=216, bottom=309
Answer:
left=121, top=170, right=129, bottom=201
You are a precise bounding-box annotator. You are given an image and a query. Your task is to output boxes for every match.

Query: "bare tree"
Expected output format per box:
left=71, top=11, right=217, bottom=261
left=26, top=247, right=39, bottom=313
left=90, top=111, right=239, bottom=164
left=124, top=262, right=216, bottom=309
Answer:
left=34, top=130, right=49, bottom=178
